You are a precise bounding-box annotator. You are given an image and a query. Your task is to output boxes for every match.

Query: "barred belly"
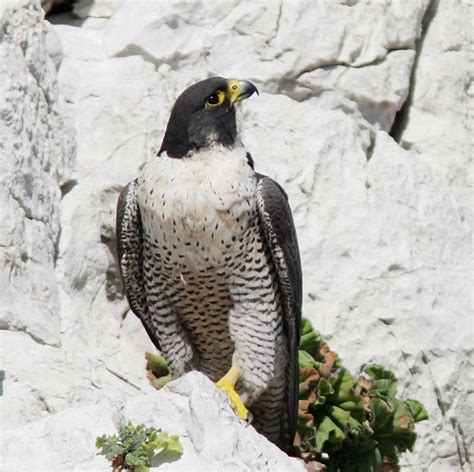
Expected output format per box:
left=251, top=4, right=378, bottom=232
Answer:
left=141, top=215, right=284, bottom=383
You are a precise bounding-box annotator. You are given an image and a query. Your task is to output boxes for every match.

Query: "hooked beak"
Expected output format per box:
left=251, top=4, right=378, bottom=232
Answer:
left=227, top=79, right=259, bottom=104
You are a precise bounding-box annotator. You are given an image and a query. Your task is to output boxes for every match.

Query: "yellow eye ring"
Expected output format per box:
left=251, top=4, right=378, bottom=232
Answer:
left=205, top=90, right=225, bottom=108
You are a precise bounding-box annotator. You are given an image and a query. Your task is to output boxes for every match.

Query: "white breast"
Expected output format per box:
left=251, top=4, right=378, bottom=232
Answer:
left=137, top=145, right=257, bottom=266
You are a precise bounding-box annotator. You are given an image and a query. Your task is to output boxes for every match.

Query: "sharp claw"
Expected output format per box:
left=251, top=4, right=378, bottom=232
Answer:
left=247, top=411, right=254, bottom=424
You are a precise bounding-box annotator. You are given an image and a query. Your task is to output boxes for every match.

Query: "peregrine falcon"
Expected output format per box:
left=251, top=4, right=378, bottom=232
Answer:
left=116, top=77, right=302, bottom=450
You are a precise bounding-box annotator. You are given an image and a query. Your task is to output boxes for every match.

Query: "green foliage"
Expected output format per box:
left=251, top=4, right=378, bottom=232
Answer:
left=142, top=318, right=428, bottom=471
left=295, top=318, right=429, bottom=472
left=96, top=422, right=182, bottom=471
left=145, top=352, right=173, bottom=390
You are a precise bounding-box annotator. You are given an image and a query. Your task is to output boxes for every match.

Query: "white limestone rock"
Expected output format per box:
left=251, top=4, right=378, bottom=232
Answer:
left=1, top=372, right=305, bottom=472
left=0, top=0, right=75, bottom=345
left=397, top=0, right=472, bottom=224
left=73, top=0, right=124, bottom=19
left=297, top=49, right=416, bottom=130
left=0, top=1, right=152, bottom=431
left=102, top=0, right=429, bottom=131
left=395, top=1, right=473, bottom=468
left=55, top=26, right=166, bottom=417
left=0, top=18, right=161, bottom=429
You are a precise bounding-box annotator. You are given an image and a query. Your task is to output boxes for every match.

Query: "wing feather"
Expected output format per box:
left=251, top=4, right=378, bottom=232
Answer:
left=255, top=173, right=302, bottom=446
left=116, top=180, right=161, bottom=350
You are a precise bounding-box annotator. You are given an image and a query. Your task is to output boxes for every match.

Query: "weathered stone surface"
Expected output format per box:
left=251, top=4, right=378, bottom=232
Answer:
left=0, top=0, right=75, bottom=345
left=397, top=0, right=472, bottom=226
left=0, top=1, right=154, bottom=431
left=1, top=372, right=306, bottom=472
left=73, top=0, right=123, bottom=19
left=1, top=0, right=471, bottom=471
left=102, top=0, right=429, bottom=132
left=55, top=29, right=166, bottom=417
left=394, top=1, right=473, bottom=468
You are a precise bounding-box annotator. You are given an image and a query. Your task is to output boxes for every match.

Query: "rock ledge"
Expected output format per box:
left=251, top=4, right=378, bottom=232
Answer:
left=1, top=372, right=305, bottom=472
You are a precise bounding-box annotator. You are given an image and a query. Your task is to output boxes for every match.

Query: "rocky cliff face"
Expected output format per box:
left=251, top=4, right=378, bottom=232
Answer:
left=0, top=0, right=75, bottom=343
left=0, top=1, right=471, bottom=471
left=2, top=372, right=306, bottom=471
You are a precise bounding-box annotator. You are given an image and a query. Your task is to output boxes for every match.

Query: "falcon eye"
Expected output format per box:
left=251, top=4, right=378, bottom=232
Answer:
left=205, top=90, right=225, bottom=108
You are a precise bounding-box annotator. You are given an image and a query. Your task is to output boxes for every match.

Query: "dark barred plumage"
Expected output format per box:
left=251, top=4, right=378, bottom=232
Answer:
left=116, top=78, right=302, bottom=451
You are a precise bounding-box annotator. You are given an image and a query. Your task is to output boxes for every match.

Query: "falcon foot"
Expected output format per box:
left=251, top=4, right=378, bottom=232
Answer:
left=216, top=366, right=249, bottom=421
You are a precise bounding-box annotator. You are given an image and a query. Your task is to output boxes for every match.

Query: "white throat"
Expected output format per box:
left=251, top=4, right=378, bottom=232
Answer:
left=137, top=144, right=257, bottom=266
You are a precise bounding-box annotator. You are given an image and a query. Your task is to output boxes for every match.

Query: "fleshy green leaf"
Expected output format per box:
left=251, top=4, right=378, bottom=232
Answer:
left=364, top=364, right=398, bottom=399
left=299, top=350, right=318, bottom=369
left=363, top=364, right=397, bottom=383
left=370, top=397, right=395, bottom=434
left=354, top=448, right=382, bottom=472
left=150, top=432, right=184, bottom=455
left=327, top=405, right=351, bottom=429
left=295, top=321, right=428, bottom=469
left=145, top=352, right=169, bottom=378
left=405, top=399, right=429, bottom=422
left=329, top=368, right=357, bottom=403
left=314, top=416, right=346, bottom=452
left=300, top=319, right=324, bottom=355
left=151, top=374, right=173, bottom=389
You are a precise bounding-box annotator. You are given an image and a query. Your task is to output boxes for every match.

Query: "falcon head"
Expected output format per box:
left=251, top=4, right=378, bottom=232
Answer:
left=159, top=77, right=258, bottom=158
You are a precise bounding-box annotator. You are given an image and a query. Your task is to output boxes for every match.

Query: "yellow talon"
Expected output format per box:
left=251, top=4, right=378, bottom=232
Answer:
left=217, top=366, right=249, bottom=421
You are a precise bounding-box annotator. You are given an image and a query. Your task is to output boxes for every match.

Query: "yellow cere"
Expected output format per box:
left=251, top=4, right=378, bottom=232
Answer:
left=227, top=79, right=241, bottom=104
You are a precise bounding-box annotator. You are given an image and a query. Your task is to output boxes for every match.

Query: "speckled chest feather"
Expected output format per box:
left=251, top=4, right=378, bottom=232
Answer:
left=137, top=145, right=257, bottom=268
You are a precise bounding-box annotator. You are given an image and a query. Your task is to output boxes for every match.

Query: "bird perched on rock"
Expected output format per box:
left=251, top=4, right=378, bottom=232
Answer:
left=116, top=77, right=302, bottom=451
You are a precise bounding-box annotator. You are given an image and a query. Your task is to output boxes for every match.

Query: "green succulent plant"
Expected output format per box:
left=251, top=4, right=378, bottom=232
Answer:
left=145, top=351, right=172, bottom=390
left=296, top=318, right=428, bottom=471
left=144, top=318, right=428, bottom=472
left=96, top=422, right=182, bottom=472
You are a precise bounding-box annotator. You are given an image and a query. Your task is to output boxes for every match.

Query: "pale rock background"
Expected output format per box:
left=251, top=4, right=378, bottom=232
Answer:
left=0, top=0, right=472, bottom=471
left=2, top=372, right=305, bottom=471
